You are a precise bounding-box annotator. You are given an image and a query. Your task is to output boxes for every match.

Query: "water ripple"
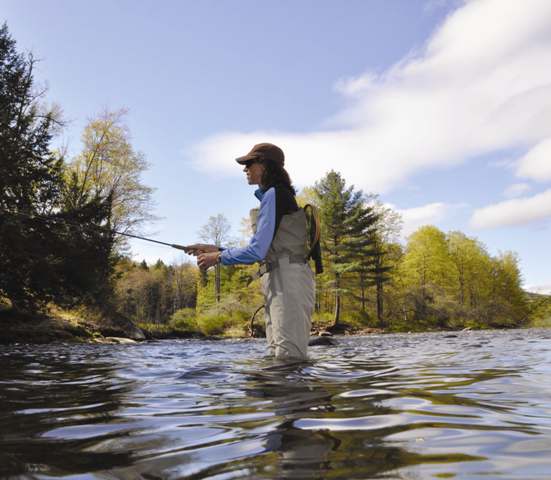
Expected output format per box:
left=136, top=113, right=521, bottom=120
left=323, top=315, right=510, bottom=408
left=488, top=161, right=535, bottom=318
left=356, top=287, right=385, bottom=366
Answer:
left=1, top=329, right=551, bottom=478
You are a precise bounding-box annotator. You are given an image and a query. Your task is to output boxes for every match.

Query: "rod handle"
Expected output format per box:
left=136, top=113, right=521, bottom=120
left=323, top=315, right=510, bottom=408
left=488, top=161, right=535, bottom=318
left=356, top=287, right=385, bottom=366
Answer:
left=200, top=268, right=208, bottom=287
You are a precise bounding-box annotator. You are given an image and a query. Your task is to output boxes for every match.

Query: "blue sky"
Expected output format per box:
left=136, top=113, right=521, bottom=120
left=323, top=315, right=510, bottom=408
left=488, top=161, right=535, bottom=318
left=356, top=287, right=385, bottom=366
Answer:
left=3, top=0, right=550, bottom=292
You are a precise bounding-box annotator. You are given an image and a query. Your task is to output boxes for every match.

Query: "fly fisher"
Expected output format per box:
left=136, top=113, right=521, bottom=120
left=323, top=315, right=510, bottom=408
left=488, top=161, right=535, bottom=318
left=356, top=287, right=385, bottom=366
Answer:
left=185, top=143, right=320, bottom=361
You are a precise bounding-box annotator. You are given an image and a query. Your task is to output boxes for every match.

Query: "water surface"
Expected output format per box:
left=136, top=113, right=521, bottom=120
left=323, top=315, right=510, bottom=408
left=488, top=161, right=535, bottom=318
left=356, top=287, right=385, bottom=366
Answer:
left=2, top=329, right=551, bottom=479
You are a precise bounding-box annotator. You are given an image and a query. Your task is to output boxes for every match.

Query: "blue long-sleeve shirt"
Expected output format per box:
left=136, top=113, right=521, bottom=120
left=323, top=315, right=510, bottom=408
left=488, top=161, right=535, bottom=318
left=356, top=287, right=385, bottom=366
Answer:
left=220, top=187, right=276, bottom=265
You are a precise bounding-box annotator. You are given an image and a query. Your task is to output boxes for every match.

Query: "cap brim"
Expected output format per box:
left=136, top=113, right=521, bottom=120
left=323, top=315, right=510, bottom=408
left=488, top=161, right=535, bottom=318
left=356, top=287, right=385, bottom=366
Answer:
left=235, top=154, right=257, bottom=165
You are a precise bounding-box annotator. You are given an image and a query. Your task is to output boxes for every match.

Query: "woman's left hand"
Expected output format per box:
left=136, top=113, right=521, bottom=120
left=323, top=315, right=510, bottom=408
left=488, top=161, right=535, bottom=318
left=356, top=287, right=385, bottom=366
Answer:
left=198, top=252, right=220, bottom=270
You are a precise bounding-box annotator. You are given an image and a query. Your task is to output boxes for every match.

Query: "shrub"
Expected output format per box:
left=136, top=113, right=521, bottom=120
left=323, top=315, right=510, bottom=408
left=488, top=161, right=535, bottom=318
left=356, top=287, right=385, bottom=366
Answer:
left=196, top=313, right=231, bottom=336
left=311, top=311, right=334, bottom=326
left=137, top=322, right=172, bottom=338
left=169, top=308, right=198, bottom=332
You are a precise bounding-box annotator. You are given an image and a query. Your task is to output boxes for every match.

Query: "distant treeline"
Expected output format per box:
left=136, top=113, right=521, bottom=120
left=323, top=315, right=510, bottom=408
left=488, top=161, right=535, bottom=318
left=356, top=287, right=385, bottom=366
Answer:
left=113, top=171, right=532, bottom=334
left=114, top=259, right=197, bottom=323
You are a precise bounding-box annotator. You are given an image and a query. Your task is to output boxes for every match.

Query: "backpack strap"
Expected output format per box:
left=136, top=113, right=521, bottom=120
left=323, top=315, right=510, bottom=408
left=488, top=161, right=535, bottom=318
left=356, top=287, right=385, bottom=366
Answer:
left=303, top=204, right=323, bottom=274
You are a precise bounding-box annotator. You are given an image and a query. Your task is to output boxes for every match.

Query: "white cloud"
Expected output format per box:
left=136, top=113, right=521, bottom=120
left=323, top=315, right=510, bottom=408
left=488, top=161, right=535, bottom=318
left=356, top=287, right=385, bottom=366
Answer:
left=516, top=138, right=551, bottom=181
left=423, top=0, right=461, bottom=14
left=391, top=202, right=449, bottom=237
left=525, top=284, right=551, bottom=295
left=189, top=0, right=551, bottom=195
left=334, top=73, right=377, bottom=97
left=470, top=188, right=551, bottom=229
left=503, top=183, right=531, bottom=198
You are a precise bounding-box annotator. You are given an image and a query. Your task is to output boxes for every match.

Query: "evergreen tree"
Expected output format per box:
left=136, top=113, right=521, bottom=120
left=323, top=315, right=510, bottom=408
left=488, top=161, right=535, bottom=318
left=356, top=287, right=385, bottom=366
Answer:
left=342, top=196, right=379, bottom=322
left=314, top=171, right=378, bottom=326
left=0, top=23, right=113, bottom=312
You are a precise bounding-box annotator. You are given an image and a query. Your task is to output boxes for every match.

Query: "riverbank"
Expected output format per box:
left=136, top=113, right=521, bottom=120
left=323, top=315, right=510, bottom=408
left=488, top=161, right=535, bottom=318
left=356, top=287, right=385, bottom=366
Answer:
left=0, top=305, right=148, bottom=344
left=0, top=303, right=386, bottom=344
left=2, top=298, right=549, bottom=345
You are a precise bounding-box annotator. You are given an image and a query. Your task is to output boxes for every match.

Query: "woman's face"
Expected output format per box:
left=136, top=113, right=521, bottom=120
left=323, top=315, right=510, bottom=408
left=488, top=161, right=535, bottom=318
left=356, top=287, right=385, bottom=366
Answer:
left=243, top=161, right=265, bottom=186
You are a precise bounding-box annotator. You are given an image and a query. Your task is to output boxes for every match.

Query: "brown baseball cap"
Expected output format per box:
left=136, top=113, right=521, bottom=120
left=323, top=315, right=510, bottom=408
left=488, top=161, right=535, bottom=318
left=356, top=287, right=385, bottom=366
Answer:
left=236, top=143, right=285, bottom=167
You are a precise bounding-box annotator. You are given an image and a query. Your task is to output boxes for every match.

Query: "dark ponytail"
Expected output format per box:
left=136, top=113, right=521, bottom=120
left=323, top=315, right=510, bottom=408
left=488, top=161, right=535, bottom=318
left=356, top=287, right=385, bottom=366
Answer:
left=261, top=160, right=296, bottom=194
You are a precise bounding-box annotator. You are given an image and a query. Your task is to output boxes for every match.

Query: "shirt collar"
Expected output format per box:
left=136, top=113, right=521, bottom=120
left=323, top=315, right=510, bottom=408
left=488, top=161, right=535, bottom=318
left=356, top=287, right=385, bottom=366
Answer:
left=254, top=187, right=267, bottom=201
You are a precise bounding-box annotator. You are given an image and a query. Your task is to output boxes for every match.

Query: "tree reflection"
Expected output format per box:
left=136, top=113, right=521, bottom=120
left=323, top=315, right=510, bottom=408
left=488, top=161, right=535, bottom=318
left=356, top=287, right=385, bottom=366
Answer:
left=0, top=347, right=135, bottom=477
left=232, top=358, right=488, bottom=479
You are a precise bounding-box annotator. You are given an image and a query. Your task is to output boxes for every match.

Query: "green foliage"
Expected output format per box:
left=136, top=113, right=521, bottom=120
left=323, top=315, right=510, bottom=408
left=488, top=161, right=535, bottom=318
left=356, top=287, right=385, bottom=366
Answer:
left=0, top=23, right=114, bottom=312
left=115, top=258, right=197, bottom=324
left=196, top=261, right=263, bottom=314
left=314, top=170, right=380, bottom=326
left=311, top=311, right=334, bottom=325
left=387, top=226, right=530, bottom=330
left=195, top=313, right=231, bottom=336
left=527, top=293, right=551, bottom=327
left=400, top=226, right=456, bottom=293
left=137, top=322, right=173, bottom=336
left=64, top=109, right=156, bottom=252
left=137, top=321, right=198, bottom=339
left=169, top=307, right=198, bottom=332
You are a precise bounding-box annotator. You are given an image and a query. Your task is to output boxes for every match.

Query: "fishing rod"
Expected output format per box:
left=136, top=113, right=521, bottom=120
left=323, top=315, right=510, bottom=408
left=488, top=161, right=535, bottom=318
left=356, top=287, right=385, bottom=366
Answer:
left=0, top=209, right=210, bottom=285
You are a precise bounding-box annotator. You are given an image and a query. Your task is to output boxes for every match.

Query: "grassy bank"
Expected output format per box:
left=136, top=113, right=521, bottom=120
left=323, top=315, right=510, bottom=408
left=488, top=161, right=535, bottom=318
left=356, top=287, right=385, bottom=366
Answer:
left=0, top=302, right=145, bottom=344
left=138, top=307, right=250, bottom=339
left=3, top=294, right=550, bottom=345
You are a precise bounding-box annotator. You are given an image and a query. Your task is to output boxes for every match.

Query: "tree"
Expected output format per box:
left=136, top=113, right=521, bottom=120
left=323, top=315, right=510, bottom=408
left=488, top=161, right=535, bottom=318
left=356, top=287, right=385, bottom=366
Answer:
left=446, top=231, right=488, bottom=307
left=398, top=226, right=456, bottom=327
left=342, top=195, right=380, bottom=322
left=369, top=201, right=402, bottom=326
left=64, top=109, right=155, bottom=251
left=296, top=186, right=321, bottom=208
left=401, top=226, right=456, bottom=295
left=0, top=23, right=113, bottom=312
left=114, top=258, right=197, bottom=324
left=486, top=252, right=528, bottom=327
left=314, top=171, right=377, bottom=326
left=198, top=213, right=232, bottom=303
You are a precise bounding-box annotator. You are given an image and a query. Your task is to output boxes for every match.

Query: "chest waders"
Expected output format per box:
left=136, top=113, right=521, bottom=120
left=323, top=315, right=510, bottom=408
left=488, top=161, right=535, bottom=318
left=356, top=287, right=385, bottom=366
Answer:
left=251, top=208, right=315, bottom=360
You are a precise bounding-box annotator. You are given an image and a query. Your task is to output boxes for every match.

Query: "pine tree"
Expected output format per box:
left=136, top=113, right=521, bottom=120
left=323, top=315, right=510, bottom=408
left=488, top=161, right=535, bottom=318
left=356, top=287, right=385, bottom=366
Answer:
left=342, top=196, right=379, bottom=322
left=314, top=171, right=378, bottom=327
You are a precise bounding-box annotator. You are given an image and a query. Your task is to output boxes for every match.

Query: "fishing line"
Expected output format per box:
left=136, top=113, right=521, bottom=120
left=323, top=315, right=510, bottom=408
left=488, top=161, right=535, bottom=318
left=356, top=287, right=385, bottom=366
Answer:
left=0, top=209, right=188, bottom=251
left=2, top=209, right=214, bottom=287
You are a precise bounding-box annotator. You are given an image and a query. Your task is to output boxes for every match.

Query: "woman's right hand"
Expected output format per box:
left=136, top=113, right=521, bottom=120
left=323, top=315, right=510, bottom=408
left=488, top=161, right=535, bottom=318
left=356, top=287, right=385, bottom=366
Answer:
left=183, top=243, right=219, bottom=256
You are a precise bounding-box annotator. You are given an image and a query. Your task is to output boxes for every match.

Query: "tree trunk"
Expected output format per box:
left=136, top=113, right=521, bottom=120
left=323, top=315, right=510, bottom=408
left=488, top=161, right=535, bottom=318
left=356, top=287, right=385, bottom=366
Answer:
left=458, top=266, right=465, bottom=305
left=333, top=273, right=341, bottom=326
left=360, top=275, right=366, bottom=315
left=315, top=285, right=321, bottom=313
left=376, top=280, right=384, bottom=327
left=215, top=264, right=221, bottom=303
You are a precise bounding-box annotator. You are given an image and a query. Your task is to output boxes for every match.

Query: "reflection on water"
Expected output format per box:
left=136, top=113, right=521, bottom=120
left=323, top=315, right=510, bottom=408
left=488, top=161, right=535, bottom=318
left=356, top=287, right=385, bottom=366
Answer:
left=1, top=329, right=551, bottom=479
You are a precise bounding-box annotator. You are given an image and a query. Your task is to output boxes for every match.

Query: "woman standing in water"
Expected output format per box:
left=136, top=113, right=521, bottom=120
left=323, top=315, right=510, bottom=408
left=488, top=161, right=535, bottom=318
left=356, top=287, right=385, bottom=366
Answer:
left=185, top=143, right=315, bottom=361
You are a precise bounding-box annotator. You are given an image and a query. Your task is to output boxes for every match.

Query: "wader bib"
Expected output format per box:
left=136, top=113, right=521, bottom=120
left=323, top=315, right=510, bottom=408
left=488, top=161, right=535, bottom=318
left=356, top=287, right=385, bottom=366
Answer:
left=251, top=208, right=315, bottom=360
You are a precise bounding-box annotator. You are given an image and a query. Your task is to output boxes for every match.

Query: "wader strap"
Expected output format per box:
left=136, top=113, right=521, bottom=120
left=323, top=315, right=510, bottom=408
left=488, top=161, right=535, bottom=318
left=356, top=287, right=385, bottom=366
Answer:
left=249, top=254, right=307, bottom=283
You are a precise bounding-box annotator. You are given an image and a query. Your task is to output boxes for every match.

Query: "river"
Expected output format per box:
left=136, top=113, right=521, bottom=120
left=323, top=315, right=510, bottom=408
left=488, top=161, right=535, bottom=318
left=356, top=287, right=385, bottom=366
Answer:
left=1, top=329, right=551, bottom=479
